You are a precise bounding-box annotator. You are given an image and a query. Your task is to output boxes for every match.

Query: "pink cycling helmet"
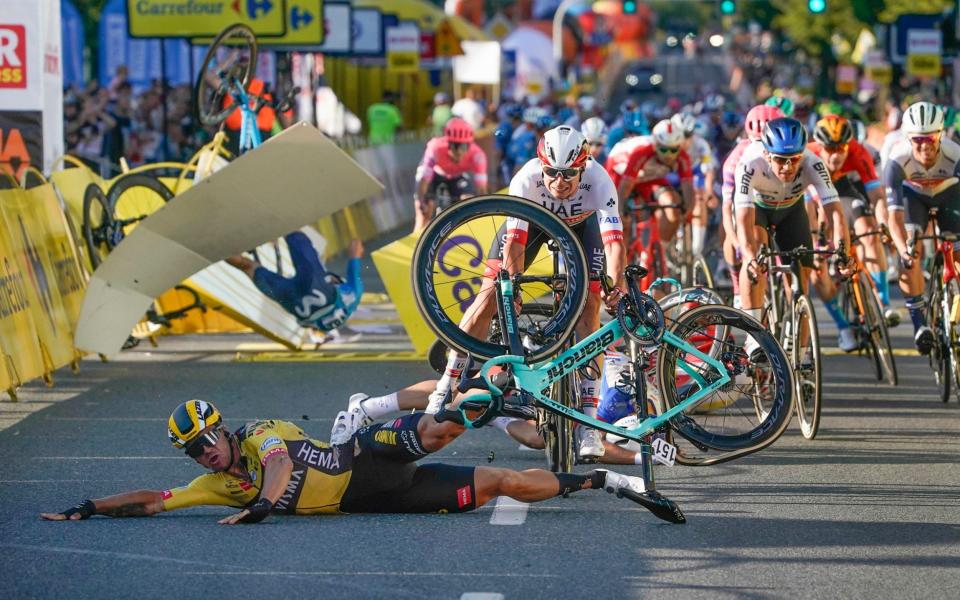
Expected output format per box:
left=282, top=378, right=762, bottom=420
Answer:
left=444, top=117, right=474, bottom=144
left=745, top=105, right=785, bottom=140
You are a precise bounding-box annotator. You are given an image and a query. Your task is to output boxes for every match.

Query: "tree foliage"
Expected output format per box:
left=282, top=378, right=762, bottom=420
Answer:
left=771, top=0, right=864, bottom=59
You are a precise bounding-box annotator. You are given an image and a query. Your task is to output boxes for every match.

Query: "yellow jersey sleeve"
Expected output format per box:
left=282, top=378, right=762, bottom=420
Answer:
left=161, top=473, right=259, bottom=512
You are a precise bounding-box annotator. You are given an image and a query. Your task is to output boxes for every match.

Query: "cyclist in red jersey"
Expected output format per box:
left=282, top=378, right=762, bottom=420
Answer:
left=617, top=119, right=694, bottom=251
left=808, top=115, right=899, bottom=325
left=414, top=117, right=489, bottom=233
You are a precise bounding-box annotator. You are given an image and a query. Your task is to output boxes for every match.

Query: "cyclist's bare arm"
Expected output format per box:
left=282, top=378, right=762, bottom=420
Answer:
left=40, top=489, right=166, bottom=520
left=502, top=238, right=526, bottom=277
left=618, top=177, right=636, bottom=207
left=219, top=452, right=293, bottom=525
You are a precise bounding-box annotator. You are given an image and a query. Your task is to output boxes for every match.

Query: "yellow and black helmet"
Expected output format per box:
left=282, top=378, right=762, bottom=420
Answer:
left=168, top=400, right=222, bottom=449
left=813, top=115, right=853, bottom=147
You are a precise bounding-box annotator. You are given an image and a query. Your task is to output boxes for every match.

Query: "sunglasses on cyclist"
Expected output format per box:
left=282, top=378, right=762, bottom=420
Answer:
left=185, top=428, right=222, bottom=458
left=449, top=142, right=469, bottom=152
left=589, top=141, right=604, bottom=148
left=909, top=134, right=940, bottom=146
left=823, top=143, right=849, bottom=153
left=768, top=153, right=803, bottom=165
left=542, top=166, right=581, bottom=180
left=656, top=146, right=680, bottom=155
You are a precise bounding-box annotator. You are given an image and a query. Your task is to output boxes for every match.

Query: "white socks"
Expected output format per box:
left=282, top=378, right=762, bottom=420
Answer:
left=691, top=224, right=707, bottom=257
left=436, top=353, right=467, bottom=394
left=359, top=392, right=399, bottom=419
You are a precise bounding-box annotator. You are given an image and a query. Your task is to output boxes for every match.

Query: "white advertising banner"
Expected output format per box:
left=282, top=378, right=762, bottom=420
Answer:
left=0, top=0, right=63, bottom=177
left=453, top=41, right=501, bottom=85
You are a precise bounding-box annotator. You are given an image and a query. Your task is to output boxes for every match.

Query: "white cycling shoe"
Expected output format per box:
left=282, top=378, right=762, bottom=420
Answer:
left=329, top=394, right=374, bottom=444
left=598, top=469, right=646, bottom=495
left=425, top=388, right=450, bottom=415
left=837, top=328, right=859, bottom=353
left=578, top=428, right=605, bottom=461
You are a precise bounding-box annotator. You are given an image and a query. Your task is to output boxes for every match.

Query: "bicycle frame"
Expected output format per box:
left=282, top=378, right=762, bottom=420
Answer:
left=458, top=275, right=733, bottom=443
left=226, top=77, right=262, bottom=153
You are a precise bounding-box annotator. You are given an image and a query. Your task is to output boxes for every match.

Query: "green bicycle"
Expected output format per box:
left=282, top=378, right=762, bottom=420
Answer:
left=411, top=195, right=794, bottom=521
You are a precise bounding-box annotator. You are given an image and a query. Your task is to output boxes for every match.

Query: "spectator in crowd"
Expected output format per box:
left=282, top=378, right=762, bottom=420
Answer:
left=452, top=87, right=485, bottom=131
left=366, top=91, right=403, bottom=145
left=429, top=92, right=453, bottom=137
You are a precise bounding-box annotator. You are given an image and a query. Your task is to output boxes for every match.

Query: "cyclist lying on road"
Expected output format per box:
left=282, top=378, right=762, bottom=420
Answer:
left=225, top=230, right=363, bottom=336
left=41, top=400, right=684, bottom=524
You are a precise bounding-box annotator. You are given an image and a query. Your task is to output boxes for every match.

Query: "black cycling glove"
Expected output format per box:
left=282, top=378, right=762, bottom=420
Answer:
left=239, top=497, right=273, bottom=524
left=61, top=499, right=96, bottom=520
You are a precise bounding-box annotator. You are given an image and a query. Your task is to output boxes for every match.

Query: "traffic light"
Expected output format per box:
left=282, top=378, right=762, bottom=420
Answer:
left=720, top=0, right=736, bottom=15
left=808, top=0, right=826, bottom=13
left=623, top=0, right=637, bottom=15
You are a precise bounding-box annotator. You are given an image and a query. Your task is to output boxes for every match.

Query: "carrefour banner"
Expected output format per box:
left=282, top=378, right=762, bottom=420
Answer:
left=127, top=0, right=288, bottom=38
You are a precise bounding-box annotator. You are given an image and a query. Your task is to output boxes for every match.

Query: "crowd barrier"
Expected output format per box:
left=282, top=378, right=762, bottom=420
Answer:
left=0, top=170, right=86, bottom=400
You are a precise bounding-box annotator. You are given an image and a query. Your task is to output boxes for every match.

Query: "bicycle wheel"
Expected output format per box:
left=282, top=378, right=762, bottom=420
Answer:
left=427, top=302, right=556, bottom=375
left=926, top=256, right=950, bottom=402
left=861, top=272, right=898, bottom=386
left=81, top=183, right=114, bottom=270
left=691, top=255, right=714, bottom=289
left=656, top=304, right=793, bottom=465
left=540, top=368, right=576, bottom=473
left=106, top=174, right=174, bottom=244
left=791, top=295, right=822, bottom=440
left=412, top=194, right=589, bottom=362
left=947, top=279, right=960, bottom=399
left=194, top=24, right=258, bottom=127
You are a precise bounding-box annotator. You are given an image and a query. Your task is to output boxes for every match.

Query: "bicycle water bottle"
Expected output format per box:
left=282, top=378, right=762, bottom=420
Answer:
left=598, top=350, right=637, bottom=423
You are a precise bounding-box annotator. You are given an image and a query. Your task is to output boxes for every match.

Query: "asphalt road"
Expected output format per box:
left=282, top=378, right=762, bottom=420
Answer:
left=1, top=314, right=959, bottom=600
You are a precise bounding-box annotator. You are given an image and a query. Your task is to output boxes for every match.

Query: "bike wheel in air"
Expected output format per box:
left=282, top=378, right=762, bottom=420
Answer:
left=81, top=183, right=114, bottom=270
left=791, top=295, right=822, bottom=440
left=427, top=302, right=556, bottom=375
left=194, top=23, right=258, bottom=127
left=106, top=174, right=175, bottom=246
left=861, top=272, right=898, bottom=386
left=412, top=194, right=589, bottom=362
left=656, top=304, right=793, bottom=465
left=926, top=256, right=951, bottom=402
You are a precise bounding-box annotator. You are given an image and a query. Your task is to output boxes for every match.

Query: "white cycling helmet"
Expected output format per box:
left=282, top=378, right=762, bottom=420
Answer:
left=538, top=125, right=590, bottom=169
left=652, top=119, right=684, bottom=148
left=580, top=117, right=608, bottom=144
left=902, top=101, right=944, bottom=135
left=577, top=95, right=598, bottom=113
left=670, top=112, right=697, bottom=136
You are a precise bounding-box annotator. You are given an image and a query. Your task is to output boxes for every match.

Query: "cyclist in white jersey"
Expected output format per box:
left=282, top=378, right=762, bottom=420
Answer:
left=734, top=118, right=848, bottom=352
left=883, top=102, right=960, bottom=354
left=429, top=126, right=627, bottom=461
left=672, top=112, right=718, bottom=257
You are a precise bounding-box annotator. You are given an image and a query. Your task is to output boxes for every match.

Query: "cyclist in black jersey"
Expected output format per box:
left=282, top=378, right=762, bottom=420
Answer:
left=41, top=400, right=685, bottom=524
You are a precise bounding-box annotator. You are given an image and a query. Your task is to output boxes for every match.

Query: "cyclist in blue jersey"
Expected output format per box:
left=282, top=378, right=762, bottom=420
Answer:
left=226, top=231, right=364, bottom=335
left=606, top=109, right=649, bottom=155
left=495, top=104, right=523, bottom=186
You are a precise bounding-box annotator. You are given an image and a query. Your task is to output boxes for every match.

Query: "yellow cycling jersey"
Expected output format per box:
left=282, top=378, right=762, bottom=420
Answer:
left=161, top=419, right=353, bottom=515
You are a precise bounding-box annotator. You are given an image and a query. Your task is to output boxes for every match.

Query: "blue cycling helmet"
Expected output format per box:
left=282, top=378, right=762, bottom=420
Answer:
left=535, top=114, right=557, bottom=131
left=721, top=110, right=743, bottom=128
left=506, top=104, right=523, bottom=120
left=622, top=110, right=648, bottom=135
left=761, top=117, right=808, bottom=155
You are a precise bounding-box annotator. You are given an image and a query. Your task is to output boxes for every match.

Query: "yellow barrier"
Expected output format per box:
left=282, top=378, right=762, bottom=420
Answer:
left=372, top=219, right=552, bottom=355
left=0, top=186, right=79, bottom=376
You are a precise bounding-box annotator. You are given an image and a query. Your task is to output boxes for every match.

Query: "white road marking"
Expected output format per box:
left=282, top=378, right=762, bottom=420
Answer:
left=184, top=571, right=555, bottom=578
left=461, top=594, right=505, bottom=600
left=0, top=543, right=225, bottom=567
left=32, top=456, right=184, bottom=460
left=489, top=496, right=529, bottom=525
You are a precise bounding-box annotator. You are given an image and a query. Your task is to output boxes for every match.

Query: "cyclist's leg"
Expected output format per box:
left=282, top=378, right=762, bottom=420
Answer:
left=899, top=189, right=934, bottom=346
left=284, top=231, right=327, bottom=289
left=654, top=184, right=683, bottom=246
left=802, top=198, right=851, bottom=339
left=691, top=169, right=708, bottom=256
left=571, top=219, right=606, bottom=458
left=736, top=204, right=767, bottom=319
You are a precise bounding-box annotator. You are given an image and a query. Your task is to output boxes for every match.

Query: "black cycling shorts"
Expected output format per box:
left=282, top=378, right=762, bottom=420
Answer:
left=901, top=184, right=960, bottom=235
left=834, top=177, right=873, bottom=223
left=486, top=215, right=605, bottom=292
left=753, top=201, right=814, bottom=268
left=339, top=413, right=479, bottom=514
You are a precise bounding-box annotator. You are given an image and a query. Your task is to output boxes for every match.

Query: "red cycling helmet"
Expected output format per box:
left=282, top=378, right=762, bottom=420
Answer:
left=745, top=105, right=785, bottom=141
left=444, top=117, right=474, bottom=144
